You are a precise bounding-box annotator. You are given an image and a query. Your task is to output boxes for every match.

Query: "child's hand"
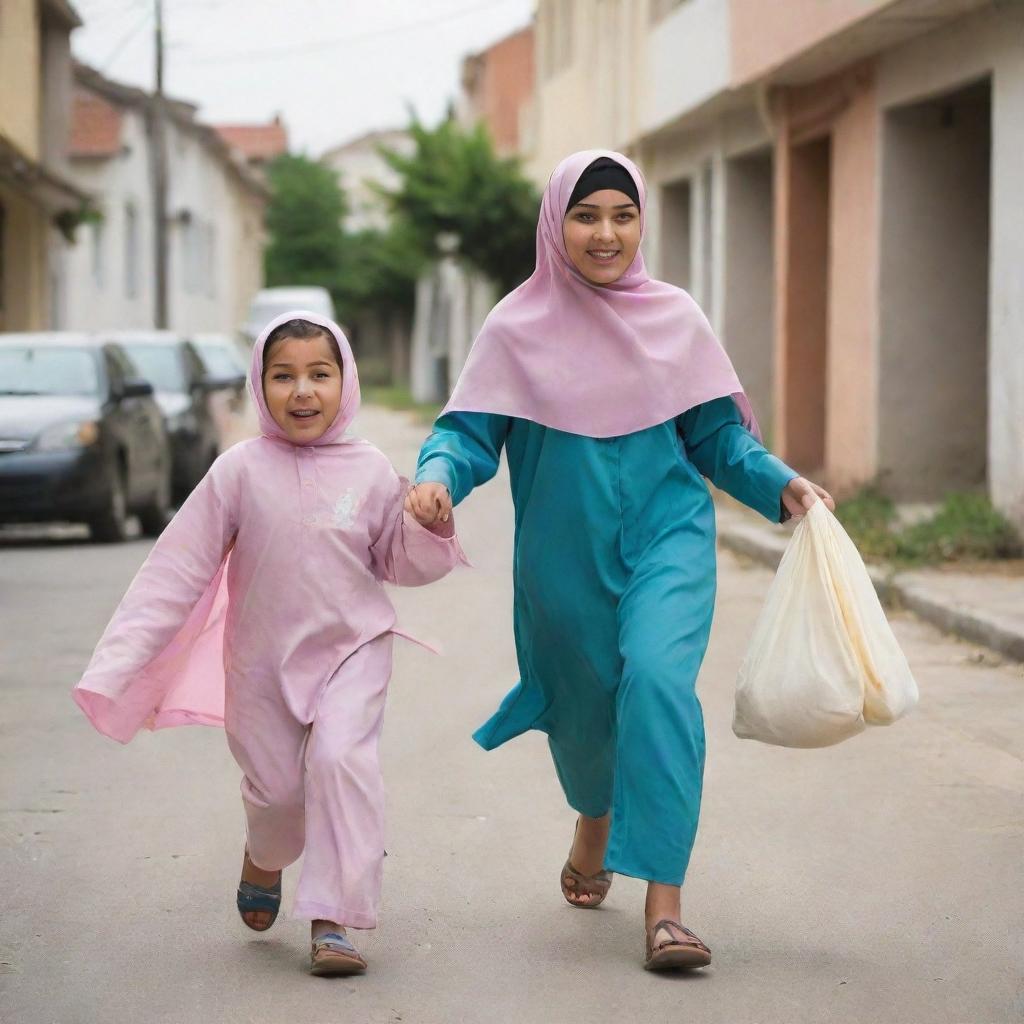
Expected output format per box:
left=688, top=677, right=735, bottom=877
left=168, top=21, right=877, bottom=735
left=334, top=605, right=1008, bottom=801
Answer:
left=783, top=477, right=835, bottom=519
left=405, top=483, right=452, bottom=526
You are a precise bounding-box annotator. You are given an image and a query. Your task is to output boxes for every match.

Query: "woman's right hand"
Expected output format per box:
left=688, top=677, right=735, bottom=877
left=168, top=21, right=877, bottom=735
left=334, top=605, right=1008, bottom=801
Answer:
left=405, top=482, right=452, bottom=526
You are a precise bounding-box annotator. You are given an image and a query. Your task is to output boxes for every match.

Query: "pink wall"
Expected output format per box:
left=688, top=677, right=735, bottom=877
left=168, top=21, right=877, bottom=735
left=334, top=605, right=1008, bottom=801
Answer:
left=731, top=0, right=893, bottom=85
left=473, top=27, right=534, bottom=156
left=773, top=62, right=880, bottom=489
left=774, top=128, right=830, bottom=472
left=827, top=69, right=879, bottom=491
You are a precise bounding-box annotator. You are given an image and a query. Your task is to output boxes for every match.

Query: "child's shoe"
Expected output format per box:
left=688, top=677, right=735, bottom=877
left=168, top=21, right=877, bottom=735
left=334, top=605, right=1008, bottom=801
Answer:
left=310, top=932, right=367, bottom=976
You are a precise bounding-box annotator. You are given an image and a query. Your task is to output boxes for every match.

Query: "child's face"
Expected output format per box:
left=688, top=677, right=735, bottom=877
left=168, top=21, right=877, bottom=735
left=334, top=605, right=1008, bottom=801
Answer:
left=262, top=334, right=342, bottom=443
left=562, top=189, right=641, bottom=286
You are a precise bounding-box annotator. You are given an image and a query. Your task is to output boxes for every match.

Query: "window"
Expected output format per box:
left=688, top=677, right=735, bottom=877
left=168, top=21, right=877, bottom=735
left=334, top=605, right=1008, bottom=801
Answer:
left=180, top=216, right=215, bottom=296
left=205, top=223, right=216, bottom=298
left=181, top=217, right=197, bottom=294
left=124, top=202, right=139, bottom=298
left=91, top=221, right=105, bottom=289
left=122, top=344, right=188, bottom=393
left=0, top=347, right=101, bottom=397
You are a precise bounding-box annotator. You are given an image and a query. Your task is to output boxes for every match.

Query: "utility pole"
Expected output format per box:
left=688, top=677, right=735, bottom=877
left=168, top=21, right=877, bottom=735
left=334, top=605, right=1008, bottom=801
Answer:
left=152, top=0, right=169, bottom=328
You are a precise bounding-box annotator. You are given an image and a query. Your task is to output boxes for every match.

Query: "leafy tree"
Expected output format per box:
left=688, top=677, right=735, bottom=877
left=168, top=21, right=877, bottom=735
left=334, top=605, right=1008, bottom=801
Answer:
left=377, top=118, right=539, bottom=293
left=264, top=154, right=347, bottom=293
left=334, top=219, right=423, bottom=324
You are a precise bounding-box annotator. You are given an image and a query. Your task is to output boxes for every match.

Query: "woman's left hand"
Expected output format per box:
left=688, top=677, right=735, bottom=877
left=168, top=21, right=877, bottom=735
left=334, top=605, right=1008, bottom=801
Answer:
left=782, top=476, right=835, bottom=519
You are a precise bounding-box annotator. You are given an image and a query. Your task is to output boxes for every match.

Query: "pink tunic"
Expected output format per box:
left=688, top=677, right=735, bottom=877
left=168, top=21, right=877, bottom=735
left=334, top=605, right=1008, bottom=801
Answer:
left=73, top=311, right=467, bottom=745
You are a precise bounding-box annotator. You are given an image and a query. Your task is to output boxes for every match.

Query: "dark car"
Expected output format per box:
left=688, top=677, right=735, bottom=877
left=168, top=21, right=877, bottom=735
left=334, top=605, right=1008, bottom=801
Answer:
left=0, top=333, right=171, bottom=541
left=106, top=331, right=235, bottom=503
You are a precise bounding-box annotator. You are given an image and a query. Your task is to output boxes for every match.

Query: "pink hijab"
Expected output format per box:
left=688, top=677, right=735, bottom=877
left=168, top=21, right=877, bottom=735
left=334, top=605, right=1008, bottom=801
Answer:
left=250, top=310, right=361, bottom=445
left=442, top=149, right=760, bottom=440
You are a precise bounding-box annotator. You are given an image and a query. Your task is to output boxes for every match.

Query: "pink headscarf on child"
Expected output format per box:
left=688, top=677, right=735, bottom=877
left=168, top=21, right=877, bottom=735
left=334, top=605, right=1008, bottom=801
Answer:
left=442, top=149, right=761, bottom=440
left=250, top=310, right=361, bottom=445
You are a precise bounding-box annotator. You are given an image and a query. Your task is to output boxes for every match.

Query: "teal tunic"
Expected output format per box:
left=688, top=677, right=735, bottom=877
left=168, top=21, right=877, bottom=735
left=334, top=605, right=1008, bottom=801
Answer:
left=416, top=397, right=796, bottom=885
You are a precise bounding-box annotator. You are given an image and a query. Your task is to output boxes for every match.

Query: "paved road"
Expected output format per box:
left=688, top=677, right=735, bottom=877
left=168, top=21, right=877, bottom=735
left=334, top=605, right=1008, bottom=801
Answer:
left=1, top=406, right=1021, bottom=1024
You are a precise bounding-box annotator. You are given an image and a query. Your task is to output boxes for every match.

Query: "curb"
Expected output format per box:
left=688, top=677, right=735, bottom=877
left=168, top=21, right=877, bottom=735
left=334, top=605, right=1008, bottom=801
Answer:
left=716, top=509, right=1024, bottom=664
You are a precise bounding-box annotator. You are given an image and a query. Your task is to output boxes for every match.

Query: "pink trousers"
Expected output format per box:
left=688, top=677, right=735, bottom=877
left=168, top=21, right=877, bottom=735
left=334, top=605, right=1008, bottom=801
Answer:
left=225, top=634, right=393, bottom=929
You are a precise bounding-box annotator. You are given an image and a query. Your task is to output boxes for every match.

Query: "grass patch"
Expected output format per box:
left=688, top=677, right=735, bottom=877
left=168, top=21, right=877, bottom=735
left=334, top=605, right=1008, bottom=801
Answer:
left=363, top=385, right=442, bottom=425
left=836, top=487, right=1022, bottom=567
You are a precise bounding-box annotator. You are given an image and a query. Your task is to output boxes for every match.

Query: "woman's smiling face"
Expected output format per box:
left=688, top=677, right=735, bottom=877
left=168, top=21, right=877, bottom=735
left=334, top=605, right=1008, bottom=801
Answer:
left=562, top=188, right=641, bottom=286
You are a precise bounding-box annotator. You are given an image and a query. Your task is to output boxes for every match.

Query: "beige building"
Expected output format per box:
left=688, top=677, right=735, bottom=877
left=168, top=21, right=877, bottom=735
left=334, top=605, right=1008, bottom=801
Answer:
left=526, top=0, right=1024, bottom=528
left=0, top=0, right=89, bottom=332
left=320, top=129, right=414, bottom=233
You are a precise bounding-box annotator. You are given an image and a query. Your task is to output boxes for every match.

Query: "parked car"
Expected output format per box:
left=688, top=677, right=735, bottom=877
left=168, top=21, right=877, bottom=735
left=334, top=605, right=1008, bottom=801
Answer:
left=0, top=333, right=171, bottom=542
left=106, top=331, right=230, bottom=503
left=243, top=286, right=335, bottom=341
left=193, top=332, right=248, bottom=401
left=193, top=332, right=250, bottom=449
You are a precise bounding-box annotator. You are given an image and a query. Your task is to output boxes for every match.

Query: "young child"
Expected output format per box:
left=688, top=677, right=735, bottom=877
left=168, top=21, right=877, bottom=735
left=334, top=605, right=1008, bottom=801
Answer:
left=74, top=312, right=466, bottom=976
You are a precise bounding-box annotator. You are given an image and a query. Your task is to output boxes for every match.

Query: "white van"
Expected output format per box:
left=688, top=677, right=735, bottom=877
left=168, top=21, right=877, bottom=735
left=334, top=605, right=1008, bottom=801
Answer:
left=244, top=287, right=335, bottom=341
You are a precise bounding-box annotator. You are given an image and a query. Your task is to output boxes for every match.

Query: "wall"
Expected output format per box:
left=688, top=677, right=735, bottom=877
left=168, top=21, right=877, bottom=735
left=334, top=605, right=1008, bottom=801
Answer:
left=722, top=148, right=773, bottom=436
left=642, top=0, right=730, bottom=134
left=0, top=184, right=47, bottom=331
left=876, top=2, right=1024, bottom=525
left=0, top=1, right=42, bottom=160
left=730, top=0, right=894, bottom=84
left=63, top=103, right=154, bottom=330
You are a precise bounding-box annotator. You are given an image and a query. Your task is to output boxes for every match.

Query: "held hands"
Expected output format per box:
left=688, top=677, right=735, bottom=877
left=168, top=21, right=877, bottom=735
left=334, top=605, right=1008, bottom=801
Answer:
left=405, top=482, right=452, bottom=526
left=782, top=477, right=835, bottom=520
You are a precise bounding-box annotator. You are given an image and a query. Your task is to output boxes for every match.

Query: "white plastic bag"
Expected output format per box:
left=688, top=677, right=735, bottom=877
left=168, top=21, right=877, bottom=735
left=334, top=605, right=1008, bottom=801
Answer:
left=733, top=500, right=919, bottom=748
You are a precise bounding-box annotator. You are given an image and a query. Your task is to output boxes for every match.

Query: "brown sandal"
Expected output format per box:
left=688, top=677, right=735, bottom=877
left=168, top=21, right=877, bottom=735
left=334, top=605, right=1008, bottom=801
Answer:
left=560, top=820, right=613, bottom=908
left=310, top=932, right=367, bottom=976
left=561, top=859, right=613, bottom=908
left=644, top=919, right=712, bottom=971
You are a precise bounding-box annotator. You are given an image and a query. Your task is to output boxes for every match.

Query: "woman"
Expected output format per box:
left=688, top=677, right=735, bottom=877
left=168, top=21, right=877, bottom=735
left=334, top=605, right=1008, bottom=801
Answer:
left=405, top=151, right=833, bottom=970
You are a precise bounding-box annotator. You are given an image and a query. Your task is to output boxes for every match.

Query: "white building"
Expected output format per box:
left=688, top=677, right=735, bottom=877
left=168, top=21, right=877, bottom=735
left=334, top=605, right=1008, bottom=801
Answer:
left=62, top=64, right=267, bottom=335
left=320, top=128, right=414, bottom=232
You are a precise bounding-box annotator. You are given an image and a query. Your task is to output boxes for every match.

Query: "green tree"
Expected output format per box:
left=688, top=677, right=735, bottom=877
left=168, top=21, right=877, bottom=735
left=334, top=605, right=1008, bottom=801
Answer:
left=378, top=118, right=539, bottom=293
left=264, top=154, right=347, bottom=293
left=334, top=219, right=423, bottom=324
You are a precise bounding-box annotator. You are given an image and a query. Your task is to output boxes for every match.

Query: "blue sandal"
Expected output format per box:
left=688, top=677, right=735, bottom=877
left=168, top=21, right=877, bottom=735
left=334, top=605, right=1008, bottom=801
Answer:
left=310, top=932, right=367, bottom=976
left=236, top=877, right=282, bottom=931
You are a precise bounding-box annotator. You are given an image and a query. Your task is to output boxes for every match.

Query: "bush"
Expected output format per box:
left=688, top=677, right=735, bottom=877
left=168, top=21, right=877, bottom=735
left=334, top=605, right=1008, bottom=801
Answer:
left=835, top=487, right=900, bottom=561
left=836, top=487, right=1022, bottom=566
left=897, top=493, right=1022, bottom=564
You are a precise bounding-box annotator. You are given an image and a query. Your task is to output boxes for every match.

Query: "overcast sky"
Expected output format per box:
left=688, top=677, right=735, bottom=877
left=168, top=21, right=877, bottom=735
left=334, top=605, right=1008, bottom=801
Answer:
left=70, top=0, right=535, bottom=156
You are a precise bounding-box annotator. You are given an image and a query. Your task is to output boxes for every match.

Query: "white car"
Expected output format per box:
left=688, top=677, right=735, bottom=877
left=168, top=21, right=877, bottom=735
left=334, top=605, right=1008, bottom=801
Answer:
left=244, top=287, right=336, bottom=341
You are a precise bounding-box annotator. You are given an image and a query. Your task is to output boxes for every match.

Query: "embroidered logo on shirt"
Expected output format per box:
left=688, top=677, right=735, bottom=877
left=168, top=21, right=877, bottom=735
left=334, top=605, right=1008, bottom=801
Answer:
left=331, top=488, right=359, bottom=529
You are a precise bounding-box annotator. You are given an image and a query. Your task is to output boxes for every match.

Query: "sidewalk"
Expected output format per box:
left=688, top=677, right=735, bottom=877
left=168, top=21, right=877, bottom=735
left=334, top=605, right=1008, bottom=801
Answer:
left=715, top=501, right=1024, bottom=665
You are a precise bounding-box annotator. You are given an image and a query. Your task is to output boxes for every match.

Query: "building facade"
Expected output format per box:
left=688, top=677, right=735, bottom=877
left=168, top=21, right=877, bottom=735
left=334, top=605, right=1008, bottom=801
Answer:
left=0, top=0, right=88, bottom=332
left=525, top=0, right=1024, bottom=528
left=458, top=25, right=535, bottom=157
left=62, top=65, right=267, bottom=335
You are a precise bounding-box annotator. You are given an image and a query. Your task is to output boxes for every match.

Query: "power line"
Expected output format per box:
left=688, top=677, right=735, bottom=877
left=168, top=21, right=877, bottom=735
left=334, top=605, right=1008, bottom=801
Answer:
left=100, top=6, right=153, bottom=70
left=178, top=0, right=519, bottom=66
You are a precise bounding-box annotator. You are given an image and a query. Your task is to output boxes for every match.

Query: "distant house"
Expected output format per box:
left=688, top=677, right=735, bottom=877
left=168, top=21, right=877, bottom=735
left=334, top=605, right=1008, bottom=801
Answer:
left=457, top=24, right=535, bottom=158
left=62, top=64, right=268, bottom=334
left=320, top=128, right=413, bottom=232
left=213, top=115, right=289, bottom=171
left=0, top=0, right=89, bottom=331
